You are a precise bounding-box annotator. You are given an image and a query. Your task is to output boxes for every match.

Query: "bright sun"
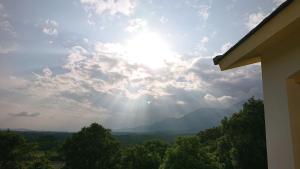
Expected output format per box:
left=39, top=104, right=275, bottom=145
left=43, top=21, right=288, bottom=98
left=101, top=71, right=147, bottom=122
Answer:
left=126, top=31, right=173, bottom=69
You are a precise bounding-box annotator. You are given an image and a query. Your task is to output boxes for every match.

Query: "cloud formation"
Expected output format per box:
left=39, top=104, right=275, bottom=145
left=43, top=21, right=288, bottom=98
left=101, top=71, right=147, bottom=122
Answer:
left=0, top=3, right=17, bottom=54
left=0, top=0, right=266, bottom=130
left=80, top=0, right=136, bottom=16
left=185, top=1, right=211, bottom=20
left=273, top=0, right=286, bottom=6
left=126, top=18, right=147, bottom=33
left=0, top=3, right=15, bottom=36
left=30, top=43, right=198, bottom=100
left=42, top=19, right=59, bottom=36
left=194, top=36, right=209, bottom=56
left=245, top=12, right=266, bottom=30
left=204, top=94, right=234, bottom=105
left=214, top=42, right=232, bottom=56
left=197, top=5, right=211, bottom=20
left=0, top=35, right=263, bottom=129
left=21, top=41, right=260, bottom=125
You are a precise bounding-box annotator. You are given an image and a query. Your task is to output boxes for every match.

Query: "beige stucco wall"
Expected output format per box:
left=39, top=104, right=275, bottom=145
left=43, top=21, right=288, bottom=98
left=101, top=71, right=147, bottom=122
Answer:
left=261, top=39, right=300, bottom=169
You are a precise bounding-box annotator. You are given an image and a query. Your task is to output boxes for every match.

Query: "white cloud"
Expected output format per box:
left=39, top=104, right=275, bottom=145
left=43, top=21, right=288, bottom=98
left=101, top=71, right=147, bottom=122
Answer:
left=80, top=0, right=136, bottom=16
left=245, top=12, right=266, bottom=30
left=0, top=3, right=16, bottom=36
left=94, top=42, right=125, bottom=56
left=219, top=42, right=232, bottom=53
left=159, top=16, right=168, bottom=23
left=185, top=1, right=211, bottom=20
left=197, top=5, right=211, bottom=20
left=43, top=67, right=53, bottom=77
left=191, top=57, right=263, bottom=105
left=125, top=18, right=147, bottom=33
left=204, top=94, right=217, bottom=101
left=0, top=44, right=263, bottom=129
left=25, top=41, right=205, bottom=101
left=194, top=36, right=209, bottom=56
left=83, top=38, right=89, bottom=43
left=204, top=94, right=234, bottom=103
left=0, top=3, right=17, bottom=54
left=176, top=100, right=185, bottom=105
left=201, top=36, right=209, bottom=44
left=42, top=19, right=59, bottom=36
left=213, top=42, right=232, bottom=56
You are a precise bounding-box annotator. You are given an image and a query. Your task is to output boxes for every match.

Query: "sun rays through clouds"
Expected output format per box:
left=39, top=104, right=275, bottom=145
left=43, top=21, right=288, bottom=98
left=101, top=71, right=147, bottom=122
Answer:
left=0, top=0, right=271, bottom=131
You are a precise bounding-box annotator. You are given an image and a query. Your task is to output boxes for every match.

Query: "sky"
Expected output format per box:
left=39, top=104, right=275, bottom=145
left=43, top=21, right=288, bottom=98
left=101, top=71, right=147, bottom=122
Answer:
left=0, top=0, right=285, bottom=131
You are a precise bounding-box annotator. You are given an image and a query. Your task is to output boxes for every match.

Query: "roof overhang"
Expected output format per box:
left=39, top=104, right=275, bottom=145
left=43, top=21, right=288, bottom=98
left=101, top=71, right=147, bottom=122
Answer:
left=213, top=0, right=300, bottom=70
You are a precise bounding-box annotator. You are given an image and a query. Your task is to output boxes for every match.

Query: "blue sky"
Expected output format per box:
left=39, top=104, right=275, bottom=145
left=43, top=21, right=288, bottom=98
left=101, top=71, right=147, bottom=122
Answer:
left=0, top=0, right=285, bottom=131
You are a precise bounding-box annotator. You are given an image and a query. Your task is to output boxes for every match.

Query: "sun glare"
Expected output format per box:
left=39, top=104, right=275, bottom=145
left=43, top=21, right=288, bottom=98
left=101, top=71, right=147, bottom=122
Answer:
left=126, top=31, right=173, bottom=69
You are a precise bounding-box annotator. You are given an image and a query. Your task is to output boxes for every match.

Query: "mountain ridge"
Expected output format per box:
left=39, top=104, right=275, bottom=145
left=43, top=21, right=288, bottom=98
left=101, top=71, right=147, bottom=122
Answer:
left=120, top=106, right=240, bottom=134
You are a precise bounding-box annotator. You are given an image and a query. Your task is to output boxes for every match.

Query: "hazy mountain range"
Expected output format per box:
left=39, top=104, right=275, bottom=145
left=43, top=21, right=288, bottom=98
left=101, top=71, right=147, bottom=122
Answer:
left=2, top=102, right=244, bottom=134
left=120, top=104, right=243, bottom=134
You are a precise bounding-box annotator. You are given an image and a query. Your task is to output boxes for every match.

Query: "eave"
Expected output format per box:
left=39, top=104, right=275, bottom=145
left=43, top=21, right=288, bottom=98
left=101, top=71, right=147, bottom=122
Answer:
left=213, top=0, right=300, bottom=70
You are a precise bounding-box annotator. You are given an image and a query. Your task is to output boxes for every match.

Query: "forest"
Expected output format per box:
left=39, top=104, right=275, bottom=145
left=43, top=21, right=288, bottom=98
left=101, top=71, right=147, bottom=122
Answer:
left=0, top=98, right=267, bottom=169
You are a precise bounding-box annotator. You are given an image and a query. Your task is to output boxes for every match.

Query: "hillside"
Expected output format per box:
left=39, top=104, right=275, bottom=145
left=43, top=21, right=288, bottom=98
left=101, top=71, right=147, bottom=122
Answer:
left=123, top=107, right=238, bottom=133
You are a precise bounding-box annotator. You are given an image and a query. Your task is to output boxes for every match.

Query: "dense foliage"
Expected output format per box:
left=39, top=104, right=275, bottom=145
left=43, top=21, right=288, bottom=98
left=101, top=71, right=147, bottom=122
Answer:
left=160, top=136, right=218, bottom=169
left=0, top=131, right=28, bottom=169
left=120, top=140, right=168, bottom=169
left=61, top=123, right=120, bottom=169
left=197, top=98, right=267, bottom=169
left=0, top=98, right=267, bottom=169
left=0, top=131, right=52, bottom=169
left=218, top=98, right=267, bottom=169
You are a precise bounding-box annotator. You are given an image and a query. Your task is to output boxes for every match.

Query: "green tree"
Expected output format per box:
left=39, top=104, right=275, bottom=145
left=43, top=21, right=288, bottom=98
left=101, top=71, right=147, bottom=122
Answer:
left=61, top=123, right=120, bottom=169
left=0, top=131, right=32, bottom=169
left=160, top=136, right=218, bottom=169
left=197, top=127, right=222, bottom=153
left=198, top=127, right=222, bottom=144
left=120, top=140, right=168, bottom=169
left=217, top=98, right=267, bottom=169
left=143, top=140, right=169, bottom=163
left=216, top=135, right=234, bottom=169
left=27, top=157, right=53, bottom=169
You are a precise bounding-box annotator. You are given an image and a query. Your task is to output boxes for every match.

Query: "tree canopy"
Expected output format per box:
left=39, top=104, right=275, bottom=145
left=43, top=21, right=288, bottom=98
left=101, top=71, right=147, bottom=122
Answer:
left=120, top=139, right=168, bottom=169
left=217, top=98, right=267, bottom=169
left=61, top=123, right=120, bottom=169
left=0, top=131, right=29, bottom=169
left=160, top=136, right=219, bottom=169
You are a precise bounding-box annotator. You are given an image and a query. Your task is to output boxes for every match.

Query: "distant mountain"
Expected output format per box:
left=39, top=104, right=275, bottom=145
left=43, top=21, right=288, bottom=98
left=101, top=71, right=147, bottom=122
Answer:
left=0, top=128, right=35, bottom=132
left=123, top=106, right=240, bottom=134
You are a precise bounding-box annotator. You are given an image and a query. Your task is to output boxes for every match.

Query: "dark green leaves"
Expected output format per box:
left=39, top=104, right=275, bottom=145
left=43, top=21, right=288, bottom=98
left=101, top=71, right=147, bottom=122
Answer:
left=61, top=123, right=120, bottom=169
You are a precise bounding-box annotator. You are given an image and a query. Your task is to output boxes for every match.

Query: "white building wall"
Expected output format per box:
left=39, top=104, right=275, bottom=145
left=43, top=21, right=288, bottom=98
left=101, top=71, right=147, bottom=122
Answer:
left=261, top=43, right=300, bottom=169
